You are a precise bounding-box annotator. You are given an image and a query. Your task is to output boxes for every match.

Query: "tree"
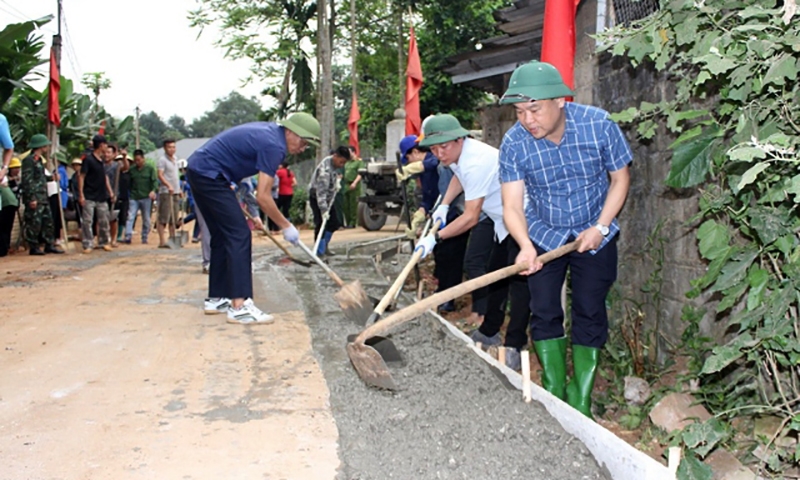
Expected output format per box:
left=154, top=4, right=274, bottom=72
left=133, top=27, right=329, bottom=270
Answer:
left=138, top=111, right=169, bottom=148
left=167, top=115, right=191, bottom=138
left=6, top=77, right=101, bottom=159
left=189, top=0, right=317, bottom=118
left=80, top=72, right=112, bottom=120
left=189, top=91, right=263, bottom=137
left=0, top=16, right=52, bottom=107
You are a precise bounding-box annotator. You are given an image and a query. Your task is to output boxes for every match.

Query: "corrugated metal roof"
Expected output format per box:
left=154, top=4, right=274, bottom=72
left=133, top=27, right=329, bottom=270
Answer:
left=443, top=0, right=545, bottom=94
left=146, top=138, right=211, bottom=161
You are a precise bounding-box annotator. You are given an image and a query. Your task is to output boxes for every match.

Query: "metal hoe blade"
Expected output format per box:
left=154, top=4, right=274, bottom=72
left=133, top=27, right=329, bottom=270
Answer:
left=346, top=333, right=403, bottom=364
left=346, top=342, right=397, bottom=390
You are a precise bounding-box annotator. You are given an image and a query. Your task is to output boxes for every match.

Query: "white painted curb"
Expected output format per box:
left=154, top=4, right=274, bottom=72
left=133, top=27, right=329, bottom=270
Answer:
left=428, top=309, right=674, bottom=480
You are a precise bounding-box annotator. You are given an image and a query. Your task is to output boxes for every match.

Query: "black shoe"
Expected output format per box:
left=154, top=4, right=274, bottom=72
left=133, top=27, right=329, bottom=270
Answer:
left=438, top=300, right=456, bottom=313
left=29, top=247, right=45, bottom=256
left=44, top=244, right=65, bottom=254
left=325, top=249, right=336, bottom=257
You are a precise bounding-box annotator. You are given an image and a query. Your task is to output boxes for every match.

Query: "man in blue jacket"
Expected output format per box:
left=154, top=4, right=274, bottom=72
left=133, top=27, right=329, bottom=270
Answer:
left=187, top=112, right=320, bottom=325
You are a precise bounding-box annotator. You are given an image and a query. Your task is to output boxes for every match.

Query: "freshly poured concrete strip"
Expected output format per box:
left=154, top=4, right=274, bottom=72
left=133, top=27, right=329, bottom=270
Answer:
left=430, top=309, right=674, bottom=480
left=283, top=254, right=612, bottom=480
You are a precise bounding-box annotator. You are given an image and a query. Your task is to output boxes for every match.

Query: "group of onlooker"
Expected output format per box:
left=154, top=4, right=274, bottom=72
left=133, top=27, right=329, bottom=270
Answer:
left=0, top=110, right=200, bottom=257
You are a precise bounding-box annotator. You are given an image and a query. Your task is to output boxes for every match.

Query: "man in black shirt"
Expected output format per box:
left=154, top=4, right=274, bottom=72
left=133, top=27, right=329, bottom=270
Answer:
left=78, top=135, right=115, bottom=253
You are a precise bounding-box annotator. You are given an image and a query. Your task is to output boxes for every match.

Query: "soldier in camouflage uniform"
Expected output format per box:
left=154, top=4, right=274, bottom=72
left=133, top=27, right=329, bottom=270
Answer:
left=21, top=134, right=64, bottom=255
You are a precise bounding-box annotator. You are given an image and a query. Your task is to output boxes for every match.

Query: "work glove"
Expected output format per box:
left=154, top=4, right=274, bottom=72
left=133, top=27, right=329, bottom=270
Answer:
left=322, top=211, right=330, bottom=223
left=282, top=224, right=300, bottom=245
left=432, top=204, right=449, bottom=229
left=414, top=234, right=436, bottom=259
left=395, top=161, right=425, bottom=182
left=404, top=208, right=427, bottom=239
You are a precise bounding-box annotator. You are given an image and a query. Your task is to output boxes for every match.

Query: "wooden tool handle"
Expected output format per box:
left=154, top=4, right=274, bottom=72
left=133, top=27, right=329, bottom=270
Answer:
left=241, top=205, right=296, bottom=259
left=372, top=220, right=443, bottom=316
left=355, top=241, right=578, bottom=343
left=297, top=240, right=345, bottom=287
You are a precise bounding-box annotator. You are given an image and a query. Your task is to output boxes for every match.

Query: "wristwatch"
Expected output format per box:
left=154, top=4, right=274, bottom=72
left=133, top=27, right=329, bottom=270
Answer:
left=434, top=232, right=442, bottom=243
left=594, top=223, right=610, bottom=236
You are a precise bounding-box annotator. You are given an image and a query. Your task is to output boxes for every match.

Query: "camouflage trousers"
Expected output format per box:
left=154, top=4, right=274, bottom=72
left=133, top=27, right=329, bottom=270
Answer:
left=23, top=198, right=55, bottom=247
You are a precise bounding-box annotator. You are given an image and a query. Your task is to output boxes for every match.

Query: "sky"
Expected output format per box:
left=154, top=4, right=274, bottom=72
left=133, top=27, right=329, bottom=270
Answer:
left=0, top=0, right=267, bottom=122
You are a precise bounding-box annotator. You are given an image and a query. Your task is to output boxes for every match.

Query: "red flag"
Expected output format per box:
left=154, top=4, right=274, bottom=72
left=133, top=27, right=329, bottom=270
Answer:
left=404, top=26, right=423, bottom=136
left=347, top=93, right=361, bottom=157
left=98, top=120, right=106, bottom=135
left=47, top=48, right=61, bottom=127
left=540, top=0, right=580, bottom=93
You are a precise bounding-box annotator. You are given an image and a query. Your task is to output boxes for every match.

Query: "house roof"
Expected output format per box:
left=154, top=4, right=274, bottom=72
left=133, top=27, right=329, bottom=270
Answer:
left=146, top=138, right=211, bottom=161
left=443, top=0, right=546, bottom=94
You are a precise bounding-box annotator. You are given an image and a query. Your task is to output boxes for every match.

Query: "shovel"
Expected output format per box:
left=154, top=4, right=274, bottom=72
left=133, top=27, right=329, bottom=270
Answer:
left=296, top=241, right=378, bottom=326
left=360, top=219, right=442, bottom=326
left=240, top=206, right=312, bottom=267
left=166, top=196, right=183, bottom=249
left=346, top=241, right=579, bottom=390
left=313, top=181, right=341, bottom=255
left=177, top=198, right=190, bottom=246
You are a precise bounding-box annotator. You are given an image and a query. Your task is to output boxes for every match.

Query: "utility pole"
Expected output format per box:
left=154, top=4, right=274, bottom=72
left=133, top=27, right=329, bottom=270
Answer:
left=134, top=106, right=141, bottom=149
left=49, top=0, right=70, bottom=251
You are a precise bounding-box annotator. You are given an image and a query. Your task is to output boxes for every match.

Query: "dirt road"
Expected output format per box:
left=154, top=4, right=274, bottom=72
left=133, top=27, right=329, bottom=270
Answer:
left=0, top=229, right=378, bottom=480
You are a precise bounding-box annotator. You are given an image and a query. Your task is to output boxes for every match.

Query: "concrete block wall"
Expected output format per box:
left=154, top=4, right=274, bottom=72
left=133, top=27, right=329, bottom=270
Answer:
left=593, top=55, right=711, bottom=354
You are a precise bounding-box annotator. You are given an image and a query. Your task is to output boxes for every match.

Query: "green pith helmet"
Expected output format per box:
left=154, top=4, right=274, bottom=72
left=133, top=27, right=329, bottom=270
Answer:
left=278, top=112, right=321, bottom=147
left=28, top=133, right=51, bottom=149
left=499, top=61, right=575, bottom=104
left=417, top=114, right=470, bottom=147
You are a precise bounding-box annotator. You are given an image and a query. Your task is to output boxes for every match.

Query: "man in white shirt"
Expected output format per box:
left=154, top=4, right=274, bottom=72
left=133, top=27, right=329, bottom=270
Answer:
left=416, top=114, right=526, bottom=365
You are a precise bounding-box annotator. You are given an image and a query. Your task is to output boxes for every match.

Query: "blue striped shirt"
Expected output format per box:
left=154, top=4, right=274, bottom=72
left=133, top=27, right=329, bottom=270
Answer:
left=499, top=102, right=632, bottom=253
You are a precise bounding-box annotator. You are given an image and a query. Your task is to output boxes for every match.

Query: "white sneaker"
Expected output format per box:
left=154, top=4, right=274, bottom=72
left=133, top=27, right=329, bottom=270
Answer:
left=227, top=299, right=274, bottom=325
left=204, top=297, right=231, bottom=315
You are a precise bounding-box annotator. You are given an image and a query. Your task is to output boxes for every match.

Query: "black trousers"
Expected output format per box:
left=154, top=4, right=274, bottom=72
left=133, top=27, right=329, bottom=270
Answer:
left=463, top=217, right=497, bottom=315
left=0, top=205, right=18, bottom=256
left=277, top=194, right=293, bottom=221
left=116, top=198, right=129, bottom=235
left=477, top=237, right=533, bottom=349
left=528, top=237, right=618, bottom=348
left=187, top=170, right=253, bottom=300
left=48, top=194, right=63, bottom=241
left=433, top=226, right=469, bottom=293
left=309, top=191, right=340, bottom=240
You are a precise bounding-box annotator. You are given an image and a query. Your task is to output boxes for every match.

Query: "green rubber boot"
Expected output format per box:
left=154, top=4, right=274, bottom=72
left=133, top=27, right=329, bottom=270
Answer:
left=566, top=344, right=600, bottom=419
left=533, top=337, right=568, bottom=400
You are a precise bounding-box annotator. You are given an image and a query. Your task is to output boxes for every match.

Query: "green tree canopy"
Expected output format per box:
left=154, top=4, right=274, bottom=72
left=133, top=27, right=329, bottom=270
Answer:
left=189, top=91, right=263, bottom=137
left=138, top=111, right=169, bottom=147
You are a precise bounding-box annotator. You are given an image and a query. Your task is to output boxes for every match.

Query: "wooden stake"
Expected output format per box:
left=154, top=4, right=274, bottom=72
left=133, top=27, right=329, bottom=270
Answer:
left=521, top=350, right=532, bottom=403
left=498, top=346, right=506, bottom=365
left=667, top=446, right=681, bottom=475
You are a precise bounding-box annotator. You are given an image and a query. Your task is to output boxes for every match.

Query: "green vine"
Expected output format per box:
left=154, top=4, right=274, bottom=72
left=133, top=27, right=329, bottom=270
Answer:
left=597, top=0, right=799, bottom=476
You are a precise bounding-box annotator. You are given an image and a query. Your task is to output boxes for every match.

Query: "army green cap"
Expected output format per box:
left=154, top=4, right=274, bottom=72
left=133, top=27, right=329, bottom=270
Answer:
left=499, top=61, right=575, bottom=104
left=278, top=112, right=321, bottom=147
left=417, top=114, right=470, bottom=147
left=29, top=133, right=51, bottom=149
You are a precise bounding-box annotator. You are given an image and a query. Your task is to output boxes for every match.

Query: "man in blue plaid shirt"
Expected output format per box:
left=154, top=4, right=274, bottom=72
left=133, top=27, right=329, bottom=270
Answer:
left=499, top=61, right=632, bottom=419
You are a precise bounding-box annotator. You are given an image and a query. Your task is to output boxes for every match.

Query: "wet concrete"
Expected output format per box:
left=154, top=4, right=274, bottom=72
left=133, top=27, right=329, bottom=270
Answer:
left=277, top=248, right=611, bottom=480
